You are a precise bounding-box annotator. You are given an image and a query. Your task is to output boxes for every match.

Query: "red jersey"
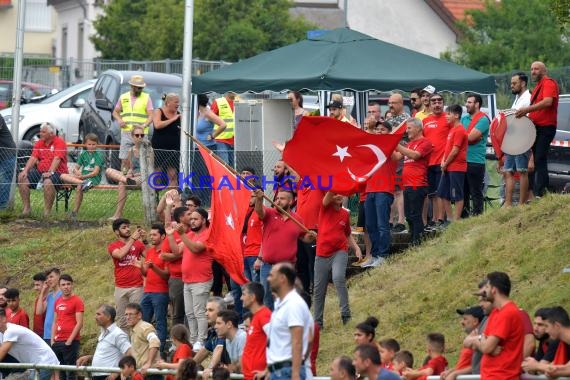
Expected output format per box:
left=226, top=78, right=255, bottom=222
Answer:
left=144, top=245, right=169, bottom=293
left=107, top=240, right=146, bottom=288
left=402, top=137, right=433, bottom=187
left=417, top=355, right=448, bottom=380
left=316, top=204, right=350, bottom=257
left=166, top=343, right=193, bottom=380
left=243, top=210, right=263, bottom=257
left=33, top=296, right=46, bottom=336
left=454, top=347, right=473, bottom=370
left=423, top=113, right=450, bottom=166
left=242, top=306, right=271, bottom=380
left=443, top=126, right=468, bottom=172
left=132, top=372, right=144, bottom=380
left=8, top=308, right=29, bottom=328
left=162, top=232, right=182, bottom=279
left=261, top=208, right=305, bottom=264
left=31, top=136, right=68, bottom=174
left=54, top=294, right=84, bottom=341
left=181, top=228, right=213, bottom=283
left=365, top=159, right=397, bottom=194
left=529, top=76, right=559, bottom=127
left=296, top=188, right=325, bottom=230
left=482, top=301, right=524, bottom=380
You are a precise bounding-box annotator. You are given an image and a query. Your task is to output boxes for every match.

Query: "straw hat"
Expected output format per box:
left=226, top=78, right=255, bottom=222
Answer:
left=128, top=75, right=146, bottom=88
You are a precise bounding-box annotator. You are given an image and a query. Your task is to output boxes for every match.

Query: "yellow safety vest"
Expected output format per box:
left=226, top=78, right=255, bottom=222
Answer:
left=214, top=97, right=235, bottom=140
left=119, top=92, right=150, bottom=133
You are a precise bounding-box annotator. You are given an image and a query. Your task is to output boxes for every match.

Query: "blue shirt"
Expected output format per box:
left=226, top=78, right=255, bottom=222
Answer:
left=43, top=290, right=62, bottom=339
left=461, top=113, right=490, bottom=164
left=377, top=368, right=401, bottom=380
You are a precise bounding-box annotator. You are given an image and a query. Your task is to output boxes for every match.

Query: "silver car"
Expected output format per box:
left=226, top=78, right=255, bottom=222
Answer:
left=0, top=80, right=95, bottom=142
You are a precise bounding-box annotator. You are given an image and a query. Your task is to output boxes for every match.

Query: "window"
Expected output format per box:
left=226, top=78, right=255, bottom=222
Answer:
left=25, top=0, right=52, bottom=32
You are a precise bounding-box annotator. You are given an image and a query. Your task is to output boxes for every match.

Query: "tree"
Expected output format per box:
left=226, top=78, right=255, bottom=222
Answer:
left=441, top=0, right=570, bottom=73
left=91, top=0, right=316, bottom=61
left=550, top=0, right=570, bottom=32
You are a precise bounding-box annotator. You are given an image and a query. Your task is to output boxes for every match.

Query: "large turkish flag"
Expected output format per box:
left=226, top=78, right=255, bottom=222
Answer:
left=283, top=116, right=405, bottom=194
left=199, top=144, right=250, bottom=285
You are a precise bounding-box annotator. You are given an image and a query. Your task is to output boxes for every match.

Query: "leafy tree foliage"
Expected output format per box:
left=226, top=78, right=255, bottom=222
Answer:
left=91, top=0, right=315, bottom=61
left=441, top=0, right=570, bottom=72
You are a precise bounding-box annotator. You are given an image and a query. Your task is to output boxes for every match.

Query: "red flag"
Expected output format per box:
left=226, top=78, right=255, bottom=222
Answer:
left=490, top=112, right=507, bottom=160
left=198, top=145, right=250, bottom=285
left=283, top=116, right=405, bottom=194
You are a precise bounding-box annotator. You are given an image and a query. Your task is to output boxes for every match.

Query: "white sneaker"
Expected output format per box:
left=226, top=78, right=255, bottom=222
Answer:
left=362, top=257, right=386, bottom=268
left=192, top=341, right=203, bottom=352
left=223, top=292, right=235, bottom=305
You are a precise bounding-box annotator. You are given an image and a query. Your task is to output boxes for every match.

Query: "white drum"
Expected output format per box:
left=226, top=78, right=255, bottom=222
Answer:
left=501, top=113, right=536, bottom=155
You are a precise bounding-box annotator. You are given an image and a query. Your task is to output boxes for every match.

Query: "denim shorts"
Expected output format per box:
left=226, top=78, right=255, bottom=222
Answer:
left=503, top=151, right=530, bottom=173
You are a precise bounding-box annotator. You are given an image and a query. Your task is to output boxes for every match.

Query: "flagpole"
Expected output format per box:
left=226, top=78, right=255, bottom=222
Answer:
left=180, top=128, right=311, bottom=233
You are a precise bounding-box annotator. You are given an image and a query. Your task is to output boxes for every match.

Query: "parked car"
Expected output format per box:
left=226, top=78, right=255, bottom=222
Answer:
left=548, top=94, right=570, bottom=192
left=79, top=70, right=182, bottom=169
left=0, top=80, right=58, bottom=110
left=0, top=80, right=94, bottom=142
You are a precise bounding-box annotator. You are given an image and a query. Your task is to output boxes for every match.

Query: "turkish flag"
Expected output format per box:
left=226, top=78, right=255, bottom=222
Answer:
left=283, top=116, right=405, bottom=194
left=198, top=144, right=250, bottom=285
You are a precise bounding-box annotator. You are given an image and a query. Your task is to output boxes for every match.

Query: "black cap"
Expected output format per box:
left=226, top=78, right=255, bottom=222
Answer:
left=326, top=100, right=343, bottom=109
left=456, top=306, right=484, bottom=322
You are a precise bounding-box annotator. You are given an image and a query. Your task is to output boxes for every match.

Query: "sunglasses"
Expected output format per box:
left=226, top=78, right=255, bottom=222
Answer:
left=410, top=97, right=419, bottom=101
left=134, top=134, right=145, bottom=138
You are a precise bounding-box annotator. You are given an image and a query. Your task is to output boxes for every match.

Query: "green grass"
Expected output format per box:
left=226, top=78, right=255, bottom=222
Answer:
left=1, top=194, right=569, bottom=375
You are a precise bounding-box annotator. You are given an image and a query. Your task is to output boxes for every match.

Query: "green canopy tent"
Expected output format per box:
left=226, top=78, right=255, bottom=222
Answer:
left=192, top=28, right=496, bottom=95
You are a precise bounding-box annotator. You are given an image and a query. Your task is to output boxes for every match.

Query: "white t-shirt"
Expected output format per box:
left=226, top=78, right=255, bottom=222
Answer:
left=266, top=290, right=312, bottom=364
left=512, top=90, right=531, bottom=110
left=2, top=323, right=59, bottom=365
left=226, top=328, right=246, bottom=364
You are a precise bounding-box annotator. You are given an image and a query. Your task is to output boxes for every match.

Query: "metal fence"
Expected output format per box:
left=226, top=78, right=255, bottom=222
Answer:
left=0, top=56, right=231, bottom=91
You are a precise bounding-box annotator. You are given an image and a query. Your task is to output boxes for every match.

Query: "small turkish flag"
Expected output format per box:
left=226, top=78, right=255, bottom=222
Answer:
left=198, top=144, right=250, bottom=285
left=283, top=116, right=405, bottom=194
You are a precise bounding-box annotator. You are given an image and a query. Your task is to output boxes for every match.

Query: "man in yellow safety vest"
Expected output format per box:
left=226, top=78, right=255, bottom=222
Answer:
left=210, top=92, right=236, bottom=167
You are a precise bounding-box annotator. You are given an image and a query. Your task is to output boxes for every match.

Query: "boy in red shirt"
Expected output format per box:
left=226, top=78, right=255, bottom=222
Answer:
left=119, top=355, right=144, bottom=380
left=437, top=104, right=468, bottom=223
left=393, top=350, right=414, bottom=376
left=32, top=272, right=47, bottom=336
left=379, top=338, right=401, bottom=371
left=4, top=288, right=29, bottom=328
left=402, top=333, right=448, bottom=380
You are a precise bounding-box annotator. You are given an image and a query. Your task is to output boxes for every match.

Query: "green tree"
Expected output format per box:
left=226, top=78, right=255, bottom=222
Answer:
left=91, top=0, right=315, bottom=61
left=441, top=0, right=570, bottom=73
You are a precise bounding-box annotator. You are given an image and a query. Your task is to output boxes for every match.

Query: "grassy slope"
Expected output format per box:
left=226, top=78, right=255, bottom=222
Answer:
left=1, top=195, right=570, bottom=373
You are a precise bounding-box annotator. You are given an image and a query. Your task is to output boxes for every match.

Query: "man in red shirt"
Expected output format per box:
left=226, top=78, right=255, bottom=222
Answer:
left=464, top=272, right=524, bottom=380
left=32, top=272, right=47, bottom=337
left=437, top=104, right=468, bottom=223
left=254, top=188, right=316, bottom=310
left=395, top=118, right=433, bottom=245
left=137, top=224, right=169, bottom=353
left=108, top=218, right=146, bottom=329
left=422, top=94, right=450, bottom=229
left=17, top=122, right=68, bottom=217
left=4, top=288, right=29, bottom=328
left=178, top=207, right=213, bottom=351
left=515, top=61, right=559, bottom=197
left=240, top=282, right=271, bottom=380
left=313, top=191, right=360, bottom=328
left=51, top=274, right=84, bottom=380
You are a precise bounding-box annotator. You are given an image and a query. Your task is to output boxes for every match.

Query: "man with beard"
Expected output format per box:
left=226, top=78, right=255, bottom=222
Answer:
left=540, top=307, right=570, bottom=378
left=272, top=159, right=296, bottom=203
left=515, top=61, right=559, bottom=197
left=464, top=272, right=524, bottom=380
left=352, top=344, right=400, bottom=380
left=178, top=207, right=213, bottom=351
left=108, top=219, right=146, bottom=329
left=254, top=189, right=316, bottom=309
left=0, top=286, right=6, bottom=309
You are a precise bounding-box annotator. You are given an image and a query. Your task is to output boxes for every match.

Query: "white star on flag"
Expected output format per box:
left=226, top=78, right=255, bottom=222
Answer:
left=225, top=213, right=235, bottom=230
left=332, top=145, right=352, bottom=162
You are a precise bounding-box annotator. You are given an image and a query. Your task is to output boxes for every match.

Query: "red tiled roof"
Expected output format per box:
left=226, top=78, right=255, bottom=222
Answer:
left=439, top=0, right=487, bottom=21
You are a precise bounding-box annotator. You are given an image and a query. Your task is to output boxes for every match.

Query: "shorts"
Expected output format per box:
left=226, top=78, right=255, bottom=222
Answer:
left=357, top=200, right=366, bottom=228
left=154, top=149, right=180, bottom=170
left=27, top=168, right=62, bottom=188
left=503, top=151, right=530, bottom=173
left=119, top=132, right=134, bottom=160
left=427, top=165, right=442, bottom=196
left=437, top=171, right=465, bottom=201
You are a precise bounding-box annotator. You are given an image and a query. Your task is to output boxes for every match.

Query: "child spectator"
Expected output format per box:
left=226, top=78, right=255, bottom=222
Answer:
left=437, top=104, right=468, bottom=223
left=155, top=324, right=193, bottom=380
left=393, top=350, right=414, bottom=376
left=32, top=272, right=47, bottom=336
left=378, top=338, right=400, bottom=371
left=212, top=367, right=230, bottom=380
left=402, top=333, right=448, bottom=380
left=60, top=133, right=104, bottom=220
left=354, top=316, right=379, bottom=346
left=119, top=355, right=144, bottom=380
left=176, top=358, right=198, bottom=380
left=5, top=288, right=29, bottom=328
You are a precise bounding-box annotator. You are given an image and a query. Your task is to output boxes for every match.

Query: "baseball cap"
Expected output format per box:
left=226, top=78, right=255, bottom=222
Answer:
left=422, top=85, right=436, bottom=95
left=326, top=100, right=343, bottom=109
left=456, top=306, right=484, bottom=322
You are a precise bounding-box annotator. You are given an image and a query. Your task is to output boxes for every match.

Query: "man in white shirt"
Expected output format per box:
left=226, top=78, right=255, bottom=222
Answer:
left=258, top=262, right=312, bottom=380
left=511, top=72, right=532, bottom=110
left=76, top=305, right=132, bottom=380
left=0, top=308, right=59, bottom=380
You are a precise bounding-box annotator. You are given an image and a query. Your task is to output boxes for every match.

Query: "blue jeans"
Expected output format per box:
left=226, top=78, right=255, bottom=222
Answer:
left=229, top=256, right=260, bottom=320
left=216, top=141, right=234, bottom=168
left=270, top=364, right=306, bottom=380
left=364, top=192, right=394, bottom=258
left=0, top=155, right=16, bottom=208
left=244, top=256, right=260, bottom=282
left=260, top=262, right=274, bottom=310
left=141, top=292, right=169, bottom=352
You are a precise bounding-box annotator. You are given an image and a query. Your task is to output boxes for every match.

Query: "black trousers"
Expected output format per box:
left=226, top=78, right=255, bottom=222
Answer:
left=404, top=186, right=427, bottom=245
left=52, top=340, right=80, bottom=380
left=463, top=163, right=486, bottom=216
left=296, top=238, right=316, bottom=295
left=532, top=125, right=556, bottom=196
